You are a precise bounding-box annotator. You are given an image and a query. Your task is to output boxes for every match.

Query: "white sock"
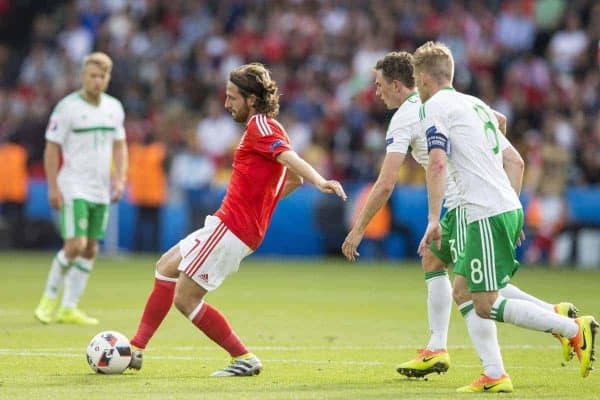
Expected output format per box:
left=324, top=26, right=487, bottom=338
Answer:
left=499, top=284, right=553, bottom=311
left=459, top=301, right=506, bottom=379
left=62, top=257, right=94, bottom=308
left=43, top=250, right=72, bottom=299
left=492, top=296, right=578, bottom=338
left=425, top=271, right=452, bottom=351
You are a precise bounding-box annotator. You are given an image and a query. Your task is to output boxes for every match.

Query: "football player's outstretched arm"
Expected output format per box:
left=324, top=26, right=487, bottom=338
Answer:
left=44, top=140, right=63, bottom=210
left=276, top=150, right=347, bottom=201
left=342, top=152, right=405, bottom=261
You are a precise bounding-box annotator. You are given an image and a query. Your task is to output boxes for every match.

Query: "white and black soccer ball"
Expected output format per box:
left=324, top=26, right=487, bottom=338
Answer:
left=86, top=331, right=132, bottom=374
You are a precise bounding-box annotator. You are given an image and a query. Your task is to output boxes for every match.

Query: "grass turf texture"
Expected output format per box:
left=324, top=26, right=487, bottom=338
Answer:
left=0, top=251, right=599, bottom=399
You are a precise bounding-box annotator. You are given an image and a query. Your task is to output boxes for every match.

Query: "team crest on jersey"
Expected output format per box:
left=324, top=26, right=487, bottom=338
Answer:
left=270, top=139, right=284, bottom=151
left=386, top=137, right=393, bottom=146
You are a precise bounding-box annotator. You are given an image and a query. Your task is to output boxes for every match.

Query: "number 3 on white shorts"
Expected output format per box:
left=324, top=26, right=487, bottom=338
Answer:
left=470, top=258, right=484, bottom=284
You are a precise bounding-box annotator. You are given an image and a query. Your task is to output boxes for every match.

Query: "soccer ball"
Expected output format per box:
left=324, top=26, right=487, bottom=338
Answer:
left=86, top=331, right=132, bottom=374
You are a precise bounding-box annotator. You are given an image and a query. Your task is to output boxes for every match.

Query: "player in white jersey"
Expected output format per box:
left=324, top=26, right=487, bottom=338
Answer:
left=34, top=52, right=128, bottom=326
left=341, top=51, right=578, bottom=381
left=414, top=41, right=597, bottom=392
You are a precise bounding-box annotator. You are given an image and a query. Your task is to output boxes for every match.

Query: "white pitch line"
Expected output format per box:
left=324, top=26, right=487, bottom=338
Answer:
left=0, top=344, right=559, bottom=353
left=0, top=350, right=576, bottom=370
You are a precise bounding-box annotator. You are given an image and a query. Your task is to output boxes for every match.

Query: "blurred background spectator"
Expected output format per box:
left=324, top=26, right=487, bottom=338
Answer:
left=128, top=133, right=168, bottom=252
left=0, top=0, right=599, bottom=263
left=0, top=134, right=28, bottom=248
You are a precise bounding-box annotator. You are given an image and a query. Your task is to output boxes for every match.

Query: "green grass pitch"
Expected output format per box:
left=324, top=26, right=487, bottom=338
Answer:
left=0, top=251, right=599, bottom=399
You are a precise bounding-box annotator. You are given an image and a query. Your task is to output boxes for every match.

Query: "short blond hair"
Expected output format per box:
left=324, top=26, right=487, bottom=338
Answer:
left=83, top=52, right=113, bottom=73
left=412, top=41, right=454, bottom=83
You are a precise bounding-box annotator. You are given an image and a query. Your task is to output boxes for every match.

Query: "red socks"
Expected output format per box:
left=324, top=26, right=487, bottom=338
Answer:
left=130, top=277, right=176, bottom=349
left=191, top=302, right=248, bottom=357
left=130, top=276, right=248, bottom=358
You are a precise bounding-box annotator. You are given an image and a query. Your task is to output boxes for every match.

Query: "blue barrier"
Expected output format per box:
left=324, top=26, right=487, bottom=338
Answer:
left=390, top=185, right=428, bottom=254
left=256, top=187, right=325, bottom=256
left=21, top=180, right=600, bottom=257
left=566, top=187, right=600, bottom=224
left=25, top=180, right=53, bottom=219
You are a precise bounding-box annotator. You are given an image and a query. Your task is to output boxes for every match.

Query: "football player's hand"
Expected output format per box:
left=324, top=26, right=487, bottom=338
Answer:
left=317, top=180, right=347, bottom=201
left=516, top=230, right=526, bottom=247
left=418, top=220, right=442, bottom=256
left=111, top=179, right=125, bottom=202
left=342, top=229, right=362, bottom=261
left=48, top=185, right=63, bottom=210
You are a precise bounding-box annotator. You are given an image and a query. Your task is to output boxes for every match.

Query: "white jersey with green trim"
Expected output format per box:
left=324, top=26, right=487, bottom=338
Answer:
left=420, top=88, right=521, bottom=223
left=45, top=92, right=126, bottom=204
left=385, top=92, right=460, bottom=210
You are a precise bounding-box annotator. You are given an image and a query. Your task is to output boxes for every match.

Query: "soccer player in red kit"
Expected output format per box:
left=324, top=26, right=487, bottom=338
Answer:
left=128, top=63, right=347, bottom=376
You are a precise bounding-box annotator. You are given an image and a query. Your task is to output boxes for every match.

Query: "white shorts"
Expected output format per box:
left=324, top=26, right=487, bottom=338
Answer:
left=178, top=215, right=252, bottom=291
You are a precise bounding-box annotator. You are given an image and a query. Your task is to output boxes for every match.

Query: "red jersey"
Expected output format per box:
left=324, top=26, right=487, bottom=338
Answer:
left=215, top=114, right=292, bottom=250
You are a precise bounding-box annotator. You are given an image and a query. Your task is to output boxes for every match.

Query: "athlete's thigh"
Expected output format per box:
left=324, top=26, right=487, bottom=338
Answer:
left=156, top=243, right=183, bottom=279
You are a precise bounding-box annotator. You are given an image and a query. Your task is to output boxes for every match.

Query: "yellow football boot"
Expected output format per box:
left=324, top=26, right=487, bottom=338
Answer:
left=34, top=295, right=58, bottom=324
left=570, top=316, right=599, bottom=378
left=396, top=348, right=450, bottom=378
left=55, top=307, right=99, bottom=325
left=457, top=373, right=513, bottom=393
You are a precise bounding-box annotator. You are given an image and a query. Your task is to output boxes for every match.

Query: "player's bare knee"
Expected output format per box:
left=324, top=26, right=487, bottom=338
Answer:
left=64, top=237, right=87, bottom=258
left=172, top=290, right=190, bottom=315
left=421, top=248, right=446, bottom=273
left=473, top=300, right=492, bottom=319
left=452, top=275, right=470, bottom=305
left=156, top=255, right=179, bottom=279
left=82, top=240, right=98, bottom=259
left=453, top=285, right=470, bottom=305
left=173, top=287, right=200, bottom=317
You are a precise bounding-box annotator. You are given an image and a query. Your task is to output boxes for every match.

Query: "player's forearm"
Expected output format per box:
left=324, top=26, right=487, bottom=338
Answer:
left=277, top=151, right=326, bottom=187
left=354, top=181, right=394, bottom=233
left=43, top=142, right=61, bottom=188
left=425, top=154, right=446, bottom=222
left=113, top=140, right=128, bottom=184
left=503, top=146, right=524, bottom=195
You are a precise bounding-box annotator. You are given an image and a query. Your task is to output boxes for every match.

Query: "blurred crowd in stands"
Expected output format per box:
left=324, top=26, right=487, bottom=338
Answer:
left=0, top=0, right=599, bottom=260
